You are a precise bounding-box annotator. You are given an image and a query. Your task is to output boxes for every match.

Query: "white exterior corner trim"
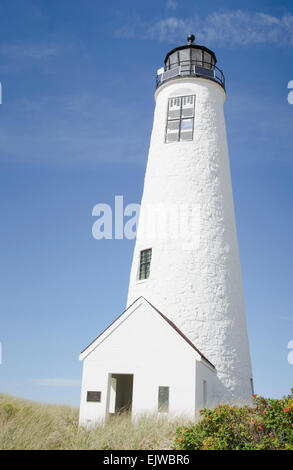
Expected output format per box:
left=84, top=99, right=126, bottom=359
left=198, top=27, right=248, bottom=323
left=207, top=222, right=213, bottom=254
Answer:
left=200, top=357, right=217, bottom=373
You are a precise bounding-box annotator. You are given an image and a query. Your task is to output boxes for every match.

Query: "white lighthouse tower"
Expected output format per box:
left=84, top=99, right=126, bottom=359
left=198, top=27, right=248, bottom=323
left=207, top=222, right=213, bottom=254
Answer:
left=127, top=35, right=253, bottom=404
left=79, top=36, right=253, bottom=425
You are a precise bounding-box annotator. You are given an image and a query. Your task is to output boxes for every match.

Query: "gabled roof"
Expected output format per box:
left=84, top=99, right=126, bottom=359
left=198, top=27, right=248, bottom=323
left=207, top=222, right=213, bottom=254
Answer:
left=79, top=296, right=215, bottom=369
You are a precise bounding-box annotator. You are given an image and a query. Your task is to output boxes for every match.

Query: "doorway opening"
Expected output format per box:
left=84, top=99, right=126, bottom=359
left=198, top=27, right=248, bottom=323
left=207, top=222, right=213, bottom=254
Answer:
left=107, top=373, right=133, bottom=416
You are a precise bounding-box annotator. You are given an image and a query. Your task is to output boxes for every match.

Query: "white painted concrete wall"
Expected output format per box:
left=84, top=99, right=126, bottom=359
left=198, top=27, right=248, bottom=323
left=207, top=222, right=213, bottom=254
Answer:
left=127, top=76, right=253, bottom=404
left=79, top=299, right=214, bottom=426
left=195, top=360, right=217, bottom=412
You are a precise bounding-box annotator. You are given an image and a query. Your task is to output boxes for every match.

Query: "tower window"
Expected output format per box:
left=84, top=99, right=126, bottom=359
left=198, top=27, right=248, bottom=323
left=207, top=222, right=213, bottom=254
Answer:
left=165, top=95, right=195, bottom=143
left=139, top=248, right=152, bottom=280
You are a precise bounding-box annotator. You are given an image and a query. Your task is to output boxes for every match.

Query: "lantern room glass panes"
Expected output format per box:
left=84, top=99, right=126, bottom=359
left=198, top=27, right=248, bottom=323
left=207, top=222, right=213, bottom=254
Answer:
left=165, top=95, right=195, bottom=143
left=169, top=52, right=178, bottom=69
left=204, top=51, right=213, bottom=69
left=139, top=248, right=152, bottom=280
left=191, top=48, right=203, bottom=66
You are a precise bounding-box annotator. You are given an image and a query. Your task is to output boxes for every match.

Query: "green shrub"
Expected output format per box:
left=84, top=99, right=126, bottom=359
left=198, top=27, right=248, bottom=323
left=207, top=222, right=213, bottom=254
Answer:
left=174, top=389, right=293, bottom=450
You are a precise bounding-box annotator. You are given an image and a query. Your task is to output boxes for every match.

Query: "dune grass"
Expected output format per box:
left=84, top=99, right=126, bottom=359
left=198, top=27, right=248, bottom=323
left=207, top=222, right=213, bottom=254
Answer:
left=0, top=393, right=192, bottom=450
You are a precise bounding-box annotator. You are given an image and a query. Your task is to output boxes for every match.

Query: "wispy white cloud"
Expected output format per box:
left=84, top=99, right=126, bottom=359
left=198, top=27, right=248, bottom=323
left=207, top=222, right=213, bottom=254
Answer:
left=0, top=41, right=76, bottom=76
left=116, top=10, right=293, bottom=47
left=166, top=0, right=177, bottom=11
left=0, top=43, right=73, bottom=60
left=148, top=17, right=193, bottom=42
left=0, top=93, right=150, bottom=166
left=29, top=378, right=80, bottom=387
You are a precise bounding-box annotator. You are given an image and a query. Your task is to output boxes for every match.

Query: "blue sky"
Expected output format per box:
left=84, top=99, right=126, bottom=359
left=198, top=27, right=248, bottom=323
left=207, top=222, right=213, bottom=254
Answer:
left=0, top=0, right=292, bottom=406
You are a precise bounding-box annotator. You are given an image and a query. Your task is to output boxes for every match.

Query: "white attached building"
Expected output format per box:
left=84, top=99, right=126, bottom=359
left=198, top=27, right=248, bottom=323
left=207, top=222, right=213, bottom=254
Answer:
left=79, top=35, right=253, bottom=425
left=79, top=297, right=216, bottom=425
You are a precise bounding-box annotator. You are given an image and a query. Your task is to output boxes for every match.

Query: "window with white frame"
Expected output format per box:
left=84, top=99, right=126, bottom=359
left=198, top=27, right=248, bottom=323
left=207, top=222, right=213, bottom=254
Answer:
left=165, top=95, right=195, bottom=143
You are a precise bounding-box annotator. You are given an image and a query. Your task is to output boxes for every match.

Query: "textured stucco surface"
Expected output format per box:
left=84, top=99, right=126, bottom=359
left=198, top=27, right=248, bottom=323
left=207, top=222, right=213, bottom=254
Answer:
left=127, top=77, right=253, bottom=404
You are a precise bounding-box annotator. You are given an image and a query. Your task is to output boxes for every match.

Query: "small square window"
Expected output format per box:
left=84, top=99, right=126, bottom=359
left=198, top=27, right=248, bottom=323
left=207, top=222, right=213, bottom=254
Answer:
left=168, top=109, right=181, bottom=119
left=180, top=118, right=193, bottom=131
left=166, top=132, right=179, bottom=143
left=181, top=107, right=194, bottom=118
left=167, top=120, right=180, bottom=131
left=181, top=131, right=193, bottom=141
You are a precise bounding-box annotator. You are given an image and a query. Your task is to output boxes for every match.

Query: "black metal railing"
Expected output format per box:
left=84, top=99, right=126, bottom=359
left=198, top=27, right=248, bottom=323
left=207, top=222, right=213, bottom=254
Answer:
left=156, top=60, right=225, bottom=90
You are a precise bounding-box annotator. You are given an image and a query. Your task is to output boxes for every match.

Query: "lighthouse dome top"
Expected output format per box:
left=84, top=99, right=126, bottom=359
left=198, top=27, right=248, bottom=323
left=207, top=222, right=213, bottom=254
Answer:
left=164, top=34, right=217, bottom=66
left=156, top=34, right=225, bottom=91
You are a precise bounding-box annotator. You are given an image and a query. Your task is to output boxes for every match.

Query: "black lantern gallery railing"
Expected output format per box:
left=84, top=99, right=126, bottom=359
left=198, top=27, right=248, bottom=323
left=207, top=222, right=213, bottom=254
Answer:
left=156, top=59, right=225, bottom=90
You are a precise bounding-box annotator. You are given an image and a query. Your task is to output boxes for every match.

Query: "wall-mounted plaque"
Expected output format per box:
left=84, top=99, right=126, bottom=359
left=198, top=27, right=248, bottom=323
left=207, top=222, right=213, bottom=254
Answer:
left=87, top=391, right=101, bottom=402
